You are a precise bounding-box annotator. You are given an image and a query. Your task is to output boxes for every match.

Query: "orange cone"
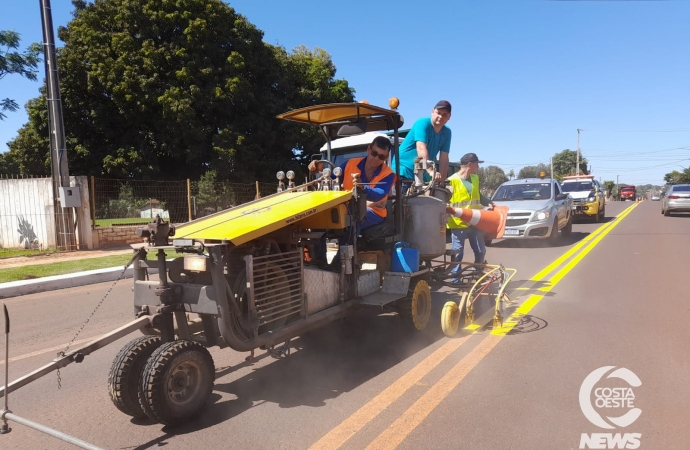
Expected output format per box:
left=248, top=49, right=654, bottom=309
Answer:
left=446, top=205, right=509, bottom=239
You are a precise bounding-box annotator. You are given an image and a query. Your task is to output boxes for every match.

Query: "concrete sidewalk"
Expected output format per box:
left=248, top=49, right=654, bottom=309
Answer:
left=0, top=247, right=138, bottom=299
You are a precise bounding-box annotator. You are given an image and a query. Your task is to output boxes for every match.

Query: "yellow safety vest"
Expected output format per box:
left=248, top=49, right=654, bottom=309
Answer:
left=447, top=173, right=482, bottom=229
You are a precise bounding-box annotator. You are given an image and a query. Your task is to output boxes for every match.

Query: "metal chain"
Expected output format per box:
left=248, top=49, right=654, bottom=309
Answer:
left=56, top=250, right=143, bottom=389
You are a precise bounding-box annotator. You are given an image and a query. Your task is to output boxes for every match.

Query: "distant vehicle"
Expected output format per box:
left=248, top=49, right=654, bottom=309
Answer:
left=491, top=177, right=572, bottom=243
left=651, top=195, right=660, bottom=201
left=561, top=175, right=606, bottom=223
left=661, top=184, right=690, bottom=216
left=620, top=186, right=637, bottom=201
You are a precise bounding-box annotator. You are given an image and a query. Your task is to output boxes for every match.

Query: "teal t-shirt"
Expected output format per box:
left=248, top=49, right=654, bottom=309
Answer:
left=393, top=117, right=451, bottom=180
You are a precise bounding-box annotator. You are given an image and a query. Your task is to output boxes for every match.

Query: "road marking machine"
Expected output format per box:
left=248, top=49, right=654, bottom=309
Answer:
left=1, top=99, right=515, bottom=448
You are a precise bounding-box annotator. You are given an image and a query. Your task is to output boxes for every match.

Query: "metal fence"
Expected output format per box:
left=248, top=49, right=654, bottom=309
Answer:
left=90, top=178, right=278, bottom=225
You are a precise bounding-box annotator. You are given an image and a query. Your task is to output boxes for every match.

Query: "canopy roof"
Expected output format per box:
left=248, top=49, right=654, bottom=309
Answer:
left=277, top=103, right=404, bottom=134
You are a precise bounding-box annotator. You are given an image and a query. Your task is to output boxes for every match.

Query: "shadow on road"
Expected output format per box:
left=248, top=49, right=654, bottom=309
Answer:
left=488, top=231, right=590, bottom=249
left=127, top=283, right=540, bottom=445
left=127, top=291, right=468, bottom=444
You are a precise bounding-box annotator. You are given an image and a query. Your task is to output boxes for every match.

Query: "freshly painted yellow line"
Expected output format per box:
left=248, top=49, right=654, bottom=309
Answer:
left=364, top=202, right=638, bottom=448
left=364, top=335, right=502, bottom=450
left=312, top=203, right=638, bottom=450
left=530, top=203, right=637, bottom=282
left=493, top=202, right=638, bottom=336
left=308, top=309, right=495, bottom=450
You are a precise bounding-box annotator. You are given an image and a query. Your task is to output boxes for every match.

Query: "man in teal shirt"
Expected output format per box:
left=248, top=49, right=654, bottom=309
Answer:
left=395, top=100, right=452, bottom=182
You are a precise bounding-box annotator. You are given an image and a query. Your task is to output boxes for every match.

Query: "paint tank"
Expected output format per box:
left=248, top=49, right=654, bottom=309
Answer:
left=404, top=195, right=448, bottom=260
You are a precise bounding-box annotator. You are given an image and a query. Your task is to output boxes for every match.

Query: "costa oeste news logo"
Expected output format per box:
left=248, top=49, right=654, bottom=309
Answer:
left=579, top=366, right=642, bottom=449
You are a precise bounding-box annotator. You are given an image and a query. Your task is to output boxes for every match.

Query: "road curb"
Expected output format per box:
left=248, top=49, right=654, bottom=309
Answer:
left=0, top=265, right=159, bottom=299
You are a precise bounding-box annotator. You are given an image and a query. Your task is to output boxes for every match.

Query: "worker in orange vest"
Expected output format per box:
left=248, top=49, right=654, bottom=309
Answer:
left=308, top=136, right=396, bottom=268
left=308, top=135, right=396, bottom=231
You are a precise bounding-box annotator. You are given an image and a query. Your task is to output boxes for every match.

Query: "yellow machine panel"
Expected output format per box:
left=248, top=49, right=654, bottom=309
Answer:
left=296, top=203, right=349, bottom=229
left=175, top=190, right=352, bottom=245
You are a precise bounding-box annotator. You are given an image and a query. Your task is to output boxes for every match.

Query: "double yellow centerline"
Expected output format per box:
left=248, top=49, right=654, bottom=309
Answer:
left=310, top=202, right=639, bottom=450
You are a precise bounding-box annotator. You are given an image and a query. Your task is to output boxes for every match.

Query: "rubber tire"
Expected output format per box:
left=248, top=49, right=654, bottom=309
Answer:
left=441, top=301, right=461, bottom=337
left=664, top=208, right=671, bottom=217
left=593, top=208, right=600, bottom=223
left=599, top=205, right=605, bottom=220
left=484, top=239, right=493, bottom=247
left=548, top=221, right=559, bottom=244
left=108, top=335, right=162, bottom=418
left=399, top=279, right=432, bottom=331
left=561, top=215, right=573, bottom=237
left=140, top=340, right=215, bottom=427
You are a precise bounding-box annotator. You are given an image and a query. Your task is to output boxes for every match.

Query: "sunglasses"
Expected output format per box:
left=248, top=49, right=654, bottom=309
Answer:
left=370, top=148, right=389, bottom=161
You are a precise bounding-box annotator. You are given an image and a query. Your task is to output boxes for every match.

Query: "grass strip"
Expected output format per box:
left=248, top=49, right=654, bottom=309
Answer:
left=0, top=250, right=185, bottom=283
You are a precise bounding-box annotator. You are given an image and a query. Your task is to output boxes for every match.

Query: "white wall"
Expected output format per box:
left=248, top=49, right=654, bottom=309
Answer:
left=0, top=177, right=56, bottom=249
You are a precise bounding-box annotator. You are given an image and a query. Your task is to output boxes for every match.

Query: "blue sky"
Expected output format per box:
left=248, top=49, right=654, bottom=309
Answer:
left=2, top=0, right=689, bottom=185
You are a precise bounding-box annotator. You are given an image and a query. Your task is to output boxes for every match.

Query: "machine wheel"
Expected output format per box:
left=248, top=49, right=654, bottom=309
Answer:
left=400, top=279, right=432, bottom=331
left=108, top=335, right=162, bottom=418
left=441, top=301, right=461, bottom=337
left=599, top=205, right=605, bottom=220
left=561, top=215, right=573, bottom=237
left=140, top=340, right=215, bottom=426
left=664, top=208, right=671, bottom=217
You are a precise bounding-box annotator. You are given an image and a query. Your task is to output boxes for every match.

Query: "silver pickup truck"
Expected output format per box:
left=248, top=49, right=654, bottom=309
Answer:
left=491, top=177, right=573, bottom=243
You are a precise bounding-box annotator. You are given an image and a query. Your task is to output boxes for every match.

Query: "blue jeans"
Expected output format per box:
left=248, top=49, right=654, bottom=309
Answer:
left=450, top=227, right=486, bottom=277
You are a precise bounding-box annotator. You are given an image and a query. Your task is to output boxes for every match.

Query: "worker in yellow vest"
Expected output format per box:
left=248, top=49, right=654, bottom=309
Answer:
left=447, top=153, right=495, bottom=282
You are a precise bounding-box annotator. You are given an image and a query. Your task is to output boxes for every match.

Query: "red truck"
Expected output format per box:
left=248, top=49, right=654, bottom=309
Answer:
left=620, top=186, right=636, bottom=201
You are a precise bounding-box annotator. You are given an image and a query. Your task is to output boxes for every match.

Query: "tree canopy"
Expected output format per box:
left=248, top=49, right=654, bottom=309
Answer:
left=0, top=30, right=41, bottom=121
left=517, top=149, right=588, bottom=181
left=663, top=168, right=690, bottom=185
left=5, top=0, right=354, bottom=181
left=477, top=165, right=508, bottom=195
left=518, top=163, right=550, bottom=179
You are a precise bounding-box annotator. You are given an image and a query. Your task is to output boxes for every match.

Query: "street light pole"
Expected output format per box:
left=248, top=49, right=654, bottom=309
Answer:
left=575, top=128, right=582, bottom=175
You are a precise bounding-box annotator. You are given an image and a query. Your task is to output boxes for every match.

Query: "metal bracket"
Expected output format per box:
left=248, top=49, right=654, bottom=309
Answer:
left=268, top=340, right=291, bottom=359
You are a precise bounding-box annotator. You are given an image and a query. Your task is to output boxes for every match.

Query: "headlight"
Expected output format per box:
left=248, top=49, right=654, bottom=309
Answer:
left=276, top=171, right=285, bottom=180
left=333, top=167, right=342, bottom=177
left=587, top=196, right=596, bottom=203
left=322, top=168, right=331, bottom=178
left=534, top=209, right=551, bottom=221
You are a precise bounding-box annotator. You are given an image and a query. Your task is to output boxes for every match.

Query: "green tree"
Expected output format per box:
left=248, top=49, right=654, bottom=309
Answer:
left=0, top=30, right=42, bottom=120
left=551, top=149, right=588, bottom=181
left=664, top=169, right=690, bottom=185
left=507, top=169, right=515, bottom=180
left=603, top=180, right=615, bottom=196
left=477, top=165, right=508, bottom=196
left=8, top=0, right=354, bottom=180
left=518, top=163, right=550, bottom=179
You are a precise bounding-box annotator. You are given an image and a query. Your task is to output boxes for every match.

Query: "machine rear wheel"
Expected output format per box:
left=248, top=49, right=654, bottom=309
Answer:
left=399, top=279, right=431, bottom=331
left=108, top=335, right=162, bottom=418
left=140, top=340, right=215, bottom=426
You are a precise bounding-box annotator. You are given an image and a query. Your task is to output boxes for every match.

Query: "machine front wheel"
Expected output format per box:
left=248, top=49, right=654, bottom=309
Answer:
left=108, top=335, right=162, bottom=418
left=400, top=279, right=432, bottom=331
left=441, top=301, right=460, bottom=337
left=140, top=340, right=215, bottom=426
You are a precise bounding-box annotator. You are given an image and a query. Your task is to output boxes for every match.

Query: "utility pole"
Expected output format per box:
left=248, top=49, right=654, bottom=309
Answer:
left=550, top=157, right=554, bottom=180
left=575, top=128, right=582, bottom=175
left=40, top=0, right=75, bottom=250
left=616, top=175, right=619, bottom=201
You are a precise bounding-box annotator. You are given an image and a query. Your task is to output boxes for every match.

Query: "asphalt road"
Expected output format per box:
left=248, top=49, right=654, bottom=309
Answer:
left=1, top=200, right=688, bottom=449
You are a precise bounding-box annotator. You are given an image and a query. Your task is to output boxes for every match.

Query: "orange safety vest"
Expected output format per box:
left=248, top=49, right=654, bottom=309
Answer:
left=342, top=157, right=395, bottom=218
